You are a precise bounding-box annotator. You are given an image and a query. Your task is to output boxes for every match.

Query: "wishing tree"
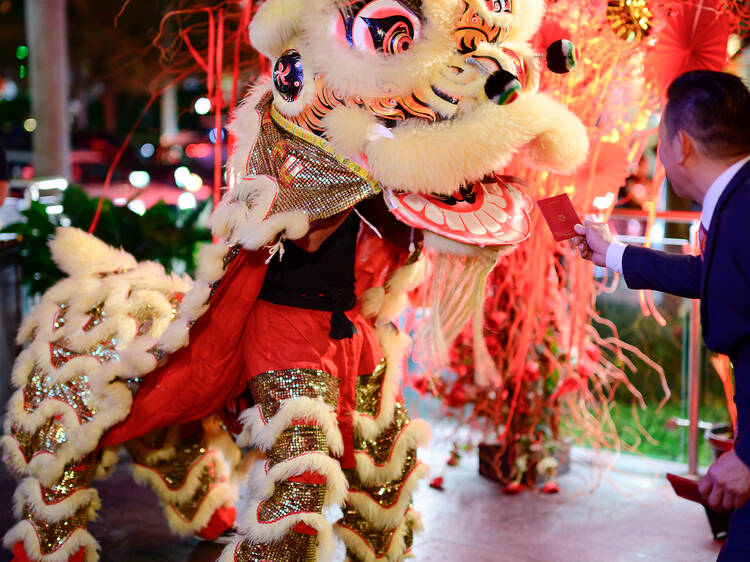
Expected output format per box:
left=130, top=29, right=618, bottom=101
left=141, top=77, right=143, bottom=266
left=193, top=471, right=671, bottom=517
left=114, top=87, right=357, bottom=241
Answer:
left=415, top=0, right=749, bottom=488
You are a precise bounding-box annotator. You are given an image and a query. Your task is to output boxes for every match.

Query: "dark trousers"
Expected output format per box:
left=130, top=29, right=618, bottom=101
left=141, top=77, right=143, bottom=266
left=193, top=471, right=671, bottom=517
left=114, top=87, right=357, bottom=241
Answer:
left=719, top=501, right=750, bottom=561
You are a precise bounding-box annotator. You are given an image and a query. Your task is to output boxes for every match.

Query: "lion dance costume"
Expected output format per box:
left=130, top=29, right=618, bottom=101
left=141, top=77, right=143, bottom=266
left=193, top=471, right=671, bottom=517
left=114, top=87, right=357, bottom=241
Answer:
left=3, top=0, right=588, bottom=560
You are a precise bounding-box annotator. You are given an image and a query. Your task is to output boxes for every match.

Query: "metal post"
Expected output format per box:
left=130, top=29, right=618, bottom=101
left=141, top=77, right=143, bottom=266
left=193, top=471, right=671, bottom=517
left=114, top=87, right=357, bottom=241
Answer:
left=687, top=221, right=702, bottom=476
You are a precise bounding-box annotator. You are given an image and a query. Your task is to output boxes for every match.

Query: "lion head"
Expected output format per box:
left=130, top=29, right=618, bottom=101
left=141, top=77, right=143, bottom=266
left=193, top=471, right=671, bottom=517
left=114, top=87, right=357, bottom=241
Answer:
left=240, top=0, right=588, bottom=248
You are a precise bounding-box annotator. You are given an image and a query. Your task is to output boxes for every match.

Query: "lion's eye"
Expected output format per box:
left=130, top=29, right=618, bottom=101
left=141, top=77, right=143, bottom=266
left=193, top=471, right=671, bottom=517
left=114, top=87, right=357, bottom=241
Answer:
left=334, top=0, right=422, bottom=55
left=485, top=0, right=512, bottom=13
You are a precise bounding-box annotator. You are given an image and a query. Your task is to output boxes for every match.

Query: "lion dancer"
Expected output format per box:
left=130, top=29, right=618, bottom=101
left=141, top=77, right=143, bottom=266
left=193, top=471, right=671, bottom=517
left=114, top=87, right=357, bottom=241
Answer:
left=218, top=204, right=429, bottom=561
left=4, top=0, right=592, bottom=559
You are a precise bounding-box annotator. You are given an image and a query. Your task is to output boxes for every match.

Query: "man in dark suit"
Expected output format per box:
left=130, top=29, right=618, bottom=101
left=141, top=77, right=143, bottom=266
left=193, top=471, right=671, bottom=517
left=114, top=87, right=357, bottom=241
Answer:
left=574, top=70, right=750, bottom=561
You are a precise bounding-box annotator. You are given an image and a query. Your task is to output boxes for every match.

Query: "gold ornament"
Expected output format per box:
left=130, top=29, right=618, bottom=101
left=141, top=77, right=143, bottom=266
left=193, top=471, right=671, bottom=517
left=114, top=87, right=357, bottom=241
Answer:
left=607, top=0, right=653, bottom=41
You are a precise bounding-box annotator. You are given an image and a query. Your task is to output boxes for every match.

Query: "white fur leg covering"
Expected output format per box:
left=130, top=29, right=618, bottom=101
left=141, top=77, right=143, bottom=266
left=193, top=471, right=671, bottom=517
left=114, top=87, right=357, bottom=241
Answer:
left=354, top=419, right=432, bottom=484
left=353, top=327, right=412, bottom=441
left=335, top=508, right=422, bottom=562
left=163, top=481, right=238, bottom=537
left=251, top=453, right=349, bottom=508
left=3, top=520, right=100, bottom=562
left=218, top=512, right=335, bottom=562
left=237, top=398, right=344, bottom=457
left=12, top=478, right=101, bottom=523
left=346, top=463, right=430, bottom=530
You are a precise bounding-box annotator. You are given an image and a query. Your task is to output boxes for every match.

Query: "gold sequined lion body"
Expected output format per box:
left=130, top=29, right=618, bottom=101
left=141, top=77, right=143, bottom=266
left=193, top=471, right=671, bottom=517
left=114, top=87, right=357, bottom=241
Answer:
left=3, top=1, right=588, bottom=561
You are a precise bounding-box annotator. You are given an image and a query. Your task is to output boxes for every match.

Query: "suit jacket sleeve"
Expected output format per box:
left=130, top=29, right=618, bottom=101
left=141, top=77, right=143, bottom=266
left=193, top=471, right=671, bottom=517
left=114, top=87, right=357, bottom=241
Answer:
left=621, top=245, right=702, bottom=299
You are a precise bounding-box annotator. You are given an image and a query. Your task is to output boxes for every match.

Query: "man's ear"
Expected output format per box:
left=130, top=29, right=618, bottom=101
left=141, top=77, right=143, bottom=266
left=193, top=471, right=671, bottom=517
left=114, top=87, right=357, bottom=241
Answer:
left=677, top=130, right=696, bottom=165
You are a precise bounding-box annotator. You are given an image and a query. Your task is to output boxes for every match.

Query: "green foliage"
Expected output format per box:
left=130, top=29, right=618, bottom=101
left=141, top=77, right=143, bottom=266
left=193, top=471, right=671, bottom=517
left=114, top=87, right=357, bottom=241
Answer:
left=2, top=186, right=212, bottom=295
left=562, top=398, right=729, bottom=467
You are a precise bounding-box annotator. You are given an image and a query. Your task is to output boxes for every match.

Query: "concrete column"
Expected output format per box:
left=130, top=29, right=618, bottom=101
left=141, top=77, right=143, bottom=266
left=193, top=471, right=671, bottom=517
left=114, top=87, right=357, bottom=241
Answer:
left=24, top=0, right=71, bottom=180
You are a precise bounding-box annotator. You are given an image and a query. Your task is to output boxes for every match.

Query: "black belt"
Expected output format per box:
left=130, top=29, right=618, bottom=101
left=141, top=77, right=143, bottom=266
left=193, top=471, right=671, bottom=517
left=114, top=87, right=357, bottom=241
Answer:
left=258, top=286, right=357, bottom=340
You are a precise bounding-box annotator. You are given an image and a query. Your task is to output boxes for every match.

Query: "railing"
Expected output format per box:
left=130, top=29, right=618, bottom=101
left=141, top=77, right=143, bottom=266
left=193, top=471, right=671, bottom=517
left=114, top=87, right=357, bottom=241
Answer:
left=609, top=208, right=704, bottom=475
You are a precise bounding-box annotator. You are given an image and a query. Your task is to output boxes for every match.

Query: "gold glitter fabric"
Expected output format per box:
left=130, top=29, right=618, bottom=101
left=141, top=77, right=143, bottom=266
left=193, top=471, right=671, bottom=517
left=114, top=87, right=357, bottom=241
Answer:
left=131, top=430, right=212, bottom=491
left=12, top=420, right=69, bottom=464
left=246, top=93, right=381, bottom=222
left=49, top=336, right=120, bottom=369
left=345, top=452, right=419, bottom=509
left=52, top=303, right=68, bottom=332
left=268, top=424, right=329, bottom=468
left=82, top=303, right=106, bottom=331
left=338, top=359, right=423, bottom=560
left=249, top=368, right=340, bottom=421
left=353, top=401, right=410, bottom=465
left=16, top=454, right=99, bottom=558
left=129, top=425, right=228, bottom=527
left=170, top=465, right=220, bottom=523
left=339, top=505, right=414, bottom=559
left=233, top=531, right=318, bottom=561
left=22, top=505, right=90, bottom=556
left=40, top=454, right=98, bottom=505
left=223, top=245, right=242, bottom=270
left=23, top=367, right=97, bottom=422
left=354, top=359, right=387, bottom=418
left=257, top=480, right=327, bottom=523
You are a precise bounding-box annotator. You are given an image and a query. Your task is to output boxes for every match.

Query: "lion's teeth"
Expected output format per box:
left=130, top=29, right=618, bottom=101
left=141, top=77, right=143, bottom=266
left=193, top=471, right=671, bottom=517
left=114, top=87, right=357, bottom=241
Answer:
left=425, top=204, right=445, bottom=225
left=461, top=212, right=487, bottom=235
left=444, top=210, right=464, bottom=231
left=404, top=193, right=427, bottom=212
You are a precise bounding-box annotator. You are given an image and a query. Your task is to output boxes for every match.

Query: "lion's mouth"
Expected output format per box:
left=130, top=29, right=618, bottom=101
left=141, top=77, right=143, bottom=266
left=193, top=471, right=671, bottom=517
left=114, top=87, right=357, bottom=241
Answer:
left=383, top=175, right=533, bottom=247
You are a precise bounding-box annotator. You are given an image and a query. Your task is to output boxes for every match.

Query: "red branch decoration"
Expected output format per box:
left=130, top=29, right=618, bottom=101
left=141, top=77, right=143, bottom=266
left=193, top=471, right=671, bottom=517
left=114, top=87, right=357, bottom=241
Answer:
left=89, top=0, right=261, bottom=234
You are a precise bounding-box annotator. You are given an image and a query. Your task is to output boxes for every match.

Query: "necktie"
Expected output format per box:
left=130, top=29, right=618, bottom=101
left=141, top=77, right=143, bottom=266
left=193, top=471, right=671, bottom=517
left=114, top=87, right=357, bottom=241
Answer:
left=699, top=223, right=708, bottom=259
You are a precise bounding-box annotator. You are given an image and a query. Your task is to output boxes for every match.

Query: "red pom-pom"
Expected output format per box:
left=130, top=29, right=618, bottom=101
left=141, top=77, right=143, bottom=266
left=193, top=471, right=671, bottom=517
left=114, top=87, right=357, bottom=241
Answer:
left=429, top=476, right=445, bottom=490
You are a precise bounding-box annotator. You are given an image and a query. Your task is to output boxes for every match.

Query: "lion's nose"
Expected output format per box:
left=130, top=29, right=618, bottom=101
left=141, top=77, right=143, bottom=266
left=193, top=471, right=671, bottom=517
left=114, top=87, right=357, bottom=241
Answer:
left=484, top=69, right=522, bottom=106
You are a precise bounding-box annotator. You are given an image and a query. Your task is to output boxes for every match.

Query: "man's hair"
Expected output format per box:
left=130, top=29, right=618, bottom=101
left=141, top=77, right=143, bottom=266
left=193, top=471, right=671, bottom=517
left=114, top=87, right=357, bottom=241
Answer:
left=664, top=70, right=750, bottom=159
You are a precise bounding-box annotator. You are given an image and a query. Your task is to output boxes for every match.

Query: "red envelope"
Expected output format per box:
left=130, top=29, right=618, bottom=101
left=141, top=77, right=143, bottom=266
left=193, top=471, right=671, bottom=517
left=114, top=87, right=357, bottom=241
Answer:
left=667, top=473, right=707, bottom=506
left=537, top=194, right=581, bottom=241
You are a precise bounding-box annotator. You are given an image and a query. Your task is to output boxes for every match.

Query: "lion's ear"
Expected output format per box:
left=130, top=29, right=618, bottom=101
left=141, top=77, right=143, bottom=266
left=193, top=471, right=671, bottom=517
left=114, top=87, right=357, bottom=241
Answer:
left=248, top=0, right=306, bottom=59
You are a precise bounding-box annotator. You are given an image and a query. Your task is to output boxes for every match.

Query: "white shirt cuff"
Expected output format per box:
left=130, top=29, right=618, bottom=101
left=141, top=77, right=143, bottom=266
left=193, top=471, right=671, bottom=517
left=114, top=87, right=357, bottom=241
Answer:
left=605, top=241, right=627, bottom=274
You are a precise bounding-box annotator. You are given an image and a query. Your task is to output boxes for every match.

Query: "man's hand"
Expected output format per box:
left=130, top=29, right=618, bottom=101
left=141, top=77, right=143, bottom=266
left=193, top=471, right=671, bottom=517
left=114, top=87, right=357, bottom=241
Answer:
left=571, top=220, right=614, bottom=267
left=699, top=449, right=750, bottom=512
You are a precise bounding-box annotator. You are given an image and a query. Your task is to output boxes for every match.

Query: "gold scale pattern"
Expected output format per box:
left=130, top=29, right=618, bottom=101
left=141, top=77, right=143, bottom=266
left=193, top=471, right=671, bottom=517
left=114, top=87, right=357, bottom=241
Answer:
left=22, top=505, right=90, bottom=557
left=246, top=93, right=380, bottom=223
left=345, top=452, right=419, bottom=510
left=49, top=337, right=120, bottom=369
left=339, top=504, right=415, bottom=559
left=52, top=303, right=68, bottom=332
left=139, top=433, right=211, bottom=491
left=40, top=453, right=98, bottom=505
left=82, top=304, right=105, bottom=332
left=257, top=479, right=327, bottom=523
left=353, top=400, right=410, bottom=465
left=170, top=463, right=222, bottom=523
left=250, top=368, right=340, bottom=421
left=234, top=530, right=318, bottom=562
left=355, top=359, right=387, bottom=418
left=23, top=367, right=97, bottom=422
left=12, top=419, right=68, bottom=464
left=268, top=424, right=329, bottom=468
